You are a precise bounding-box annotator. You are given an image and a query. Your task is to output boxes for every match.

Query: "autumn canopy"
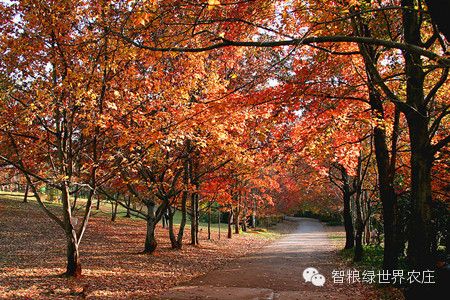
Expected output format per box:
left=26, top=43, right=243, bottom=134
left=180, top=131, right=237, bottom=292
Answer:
left=0, top=0, right=448, bottom=295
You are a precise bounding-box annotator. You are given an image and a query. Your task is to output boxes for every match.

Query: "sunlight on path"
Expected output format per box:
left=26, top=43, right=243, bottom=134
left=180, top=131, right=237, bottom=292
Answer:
left=156, top=218, right=381, bottom=300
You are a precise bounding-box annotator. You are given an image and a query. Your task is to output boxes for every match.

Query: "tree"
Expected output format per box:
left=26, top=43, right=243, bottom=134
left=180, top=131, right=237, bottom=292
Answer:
left=0, top=0, right=131, bottom=276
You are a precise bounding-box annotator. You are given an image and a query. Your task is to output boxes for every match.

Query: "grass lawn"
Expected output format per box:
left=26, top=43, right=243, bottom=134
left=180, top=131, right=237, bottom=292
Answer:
left=0, top=194, right=292, bottom=299
left=0, top=190, right=281, bottom=236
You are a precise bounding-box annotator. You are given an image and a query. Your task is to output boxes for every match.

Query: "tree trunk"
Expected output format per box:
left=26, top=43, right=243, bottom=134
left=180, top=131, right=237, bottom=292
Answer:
left=96, top=194, right=100, bottom=210
left=343, top=190, right=354, bottom=249
left=234, top=207, right=240, bottom=235
left=353, top=9, right=400, bottom=270
left=71, top=191, right=78, bottom=211
left=234, top=192, right=241, bottom=234
left=227, top=209, right=233, bottom=239
left=143, top=202, right=157, bottom=254
left=406, top=121, right=433, bottom=269
left=402, top=0, right=434, bottom=271
left=23, top=183, right=29, bottom=203
left=190, top=192, right=197, bottom=245
left=218, top=210, right=221, bottom=240
left=207, top=202, right=211, bottom=240
left=242, top=215, right=247, bottom=232
left=168, top=206, right=178, bottom=248
left=65, top=230, right=81, bottom=277
left=354, top=190, right=364, bottom=262
left=111, top=200, right=118, bottom=222
left=195, top=193, right=199, bottom=244
left=125, top=195, right=131, bottom=218
left=61, top=185, right=81, bottom=277
left=372, top=110, right=400, bottom=270
left=364, top=198, right=371, bottom=245
left=252, top=199, right=257, bottom=228
left=173, top=156, right=190, bottom=249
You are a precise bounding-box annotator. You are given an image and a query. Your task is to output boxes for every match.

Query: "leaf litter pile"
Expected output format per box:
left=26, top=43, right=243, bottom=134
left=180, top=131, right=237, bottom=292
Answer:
left=0, top=198, right=280, bottom=299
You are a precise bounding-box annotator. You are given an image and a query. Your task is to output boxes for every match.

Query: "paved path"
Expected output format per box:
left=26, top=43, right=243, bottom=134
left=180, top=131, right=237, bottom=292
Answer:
left=156, top=218, right=373, bottom=300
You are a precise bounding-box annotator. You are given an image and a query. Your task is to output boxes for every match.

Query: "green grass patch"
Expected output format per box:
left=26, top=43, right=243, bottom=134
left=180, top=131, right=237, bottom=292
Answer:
left=328, top=234, right=345, bottom=240
left=340, top=245, right=408, bottom=272
left=1, top=191, right=283, bottom=239
left=340, top=245, right=384, bottom=270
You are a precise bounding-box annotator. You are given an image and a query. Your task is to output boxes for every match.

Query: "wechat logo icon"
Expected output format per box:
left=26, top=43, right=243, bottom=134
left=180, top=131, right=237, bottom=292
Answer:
left=303, top=267, right=326, bottom=287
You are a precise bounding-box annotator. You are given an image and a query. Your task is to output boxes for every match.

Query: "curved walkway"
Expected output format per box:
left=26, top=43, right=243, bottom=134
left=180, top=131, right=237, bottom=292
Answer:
left=157, top=218, right=383, bottom=300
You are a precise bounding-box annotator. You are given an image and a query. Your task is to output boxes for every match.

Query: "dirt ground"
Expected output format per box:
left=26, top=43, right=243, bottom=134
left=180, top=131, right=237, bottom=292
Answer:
left=157, top=218, right=404, bottom=300
left=0, top=198, right=285, bottom=299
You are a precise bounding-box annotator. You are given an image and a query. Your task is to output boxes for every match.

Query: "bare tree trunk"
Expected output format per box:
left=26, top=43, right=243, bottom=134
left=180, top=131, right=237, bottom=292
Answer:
left=364, top=197, right=371, bottom=245
left=207, top=202, right=211, bottom=240
left=190, top=193, right=197, bottom=245
left=242, top=215, right=247, bottom=232
left=71, top=191, right=78, bottom=211
left=23, top=183, right=29, bottom=203
left=195, top=193, right=199, bottom=244
left=354, top=193, right=364, bottom=261
left=242, top=203, right=247, bottom=232
left=143, top=202, right=157, bottom=254
left=125, top=195, right=131, bottom=218
left=227, top=208, right=233, bottom=239
left=173, top=156, right=190, bottom=249
left=96, top=194, right=100, bottom=210
left=234, top=193, right=240, bottom=234
left=62, top=185, right=81, bottom=277
left=234, top=209, right=240, bottom=234
left=218, top=210, right=221, bottom=240
left=111, top=198, right=118, bottom=222
left=343, top=189, right=355, bottom=249
left=65, top=230, right=81, bottom=277
left=352, top=11, right=400, bottom=270
left=354, top=156, right=365, bottom=262
left=168, top=206, right=178, bottom=248
left=252, top=198, right=257, bottom=228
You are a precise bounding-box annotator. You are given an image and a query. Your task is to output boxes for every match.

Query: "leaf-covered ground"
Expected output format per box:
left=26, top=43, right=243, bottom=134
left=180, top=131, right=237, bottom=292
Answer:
left=0, top=198, right=283, bottom=299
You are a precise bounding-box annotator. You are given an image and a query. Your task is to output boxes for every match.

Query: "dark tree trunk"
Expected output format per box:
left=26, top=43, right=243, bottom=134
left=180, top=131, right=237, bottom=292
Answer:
left=218, top=210, right=221, bottom=240
left=176, top=192, right=187, bottom=248
left=234, top=192, right=241, bottom=234
left=190, top=192, right=197, bottom=245
left=343, top=189, right=355, bottom=249
left=143, top=203, right=157, bottom=254
left=168, top=206, right=178, bottom=248
left=195, top=193, right=199, bottom=244
left=364, top=198, right=371, bottom=245
left=71, top=191, right=78, bottom=211
left=65, top=230, right=81, bottom=277
left=125, top=195, right=131, bottom=218
left=353, top=10, right=401, bottom=270
left=23, top=183, right=29, bottom=203
left=96, top=194, right=100, bottom=210
left=406, top=123, right=434, bottom=269
left=227, top=209, right=233, bottom=239
left=354, top=189, right=364, bottom=262
left=173, top=156, right=190, bottom=249
left=372, top=105, right=400, bottom=270
left=111, top=200, right=118, bottom=222
left=242, top=215, right=247, bottom=232
left=234, top=208, right=240, bottom=235
left=402, top=0, right=434, bottom=271
left=252, top=199, right=257, bottom=228
left=61, top=186, right=81, bottom=277
left=144, top=218, right=157, bottom=254
left=207, top=202, right=211, bottom=240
